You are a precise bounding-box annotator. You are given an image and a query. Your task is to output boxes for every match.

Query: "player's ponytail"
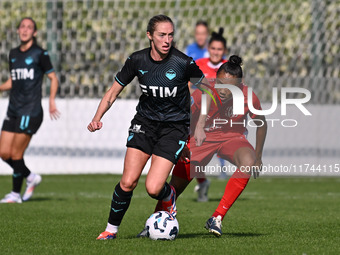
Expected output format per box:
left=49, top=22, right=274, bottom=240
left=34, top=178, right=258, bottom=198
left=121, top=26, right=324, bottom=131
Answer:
left=229, top=55, right=242, bottom=66
left=209, top=27, right=227, bottom=49
left=217, top=55, right=243, bottom=79
left=18, top=17, right=38, bottom=44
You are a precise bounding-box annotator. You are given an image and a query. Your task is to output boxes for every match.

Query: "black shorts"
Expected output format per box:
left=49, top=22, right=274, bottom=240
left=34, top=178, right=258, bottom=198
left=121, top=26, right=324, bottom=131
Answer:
left=1, top=112, right=43, bottom=135
left=126, top=114, right=189, bottom=164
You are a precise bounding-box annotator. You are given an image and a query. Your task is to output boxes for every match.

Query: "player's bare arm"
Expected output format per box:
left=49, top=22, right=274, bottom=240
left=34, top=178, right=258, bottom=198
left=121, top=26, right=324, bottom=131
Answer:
left=87, top=81, right=124, bottom=132
left=47, top=72, right=60, bottom=120
left=0, top=78, right=12, bottom=92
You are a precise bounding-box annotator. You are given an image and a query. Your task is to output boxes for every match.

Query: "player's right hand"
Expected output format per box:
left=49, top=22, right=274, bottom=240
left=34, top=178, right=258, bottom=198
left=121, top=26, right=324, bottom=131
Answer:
left=194, top=127, right=206, bottom=146
left=252, top=158, right=263, bottom=179
left=87, top=121, right=103, bottom=132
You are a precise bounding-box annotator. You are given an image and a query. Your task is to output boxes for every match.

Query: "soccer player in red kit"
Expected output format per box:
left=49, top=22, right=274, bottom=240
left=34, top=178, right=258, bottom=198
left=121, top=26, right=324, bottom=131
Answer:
left=138, top=55, right=267, bottom=238
left=195, top=28, right=227, bottom=80
left=192, top=28, right=228, bottom=201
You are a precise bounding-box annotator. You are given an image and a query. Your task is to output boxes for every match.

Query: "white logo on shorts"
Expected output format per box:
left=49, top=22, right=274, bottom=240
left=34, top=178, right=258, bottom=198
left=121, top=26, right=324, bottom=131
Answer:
left=130, top=124, right=145, bottom=134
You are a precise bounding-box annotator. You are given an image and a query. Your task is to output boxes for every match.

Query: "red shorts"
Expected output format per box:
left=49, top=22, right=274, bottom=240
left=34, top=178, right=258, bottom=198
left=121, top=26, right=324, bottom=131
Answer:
left=172, top=134, right=254, bottom=181
left=191, top=134, right=254, bottom=165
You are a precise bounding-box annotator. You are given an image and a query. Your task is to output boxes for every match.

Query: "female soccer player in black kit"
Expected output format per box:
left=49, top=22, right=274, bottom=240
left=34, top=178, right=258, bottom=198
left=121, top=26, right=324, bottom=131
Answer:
left=0, top=17, right=60, bottom=203
left=88, top=15, right=208, bottom=240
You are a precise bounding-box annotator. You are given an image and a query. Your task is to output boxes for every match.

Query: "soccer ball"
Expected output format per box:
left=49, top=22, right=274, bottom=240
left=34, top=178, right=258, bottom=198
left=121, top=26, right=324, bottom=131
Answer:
left=145, top=211, right=179, bottom=240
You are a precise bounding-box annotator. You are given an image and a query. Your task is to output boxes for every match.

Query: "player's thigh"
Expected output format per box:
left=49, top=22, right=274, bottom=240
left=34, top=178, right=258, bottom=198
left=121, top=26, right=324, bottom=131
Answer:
left=11, top=133, right=32, bottom=159
left=0, top=131, right=15, bottom=158
left=145, top=155, right=174, bottom=197
left=217, top=136, right=255, bottom=168
left=121, top=147, right=150, bottom=192
left=233, top=146, right=256, bottom=169
left=190, top=137, right=218, bottom=166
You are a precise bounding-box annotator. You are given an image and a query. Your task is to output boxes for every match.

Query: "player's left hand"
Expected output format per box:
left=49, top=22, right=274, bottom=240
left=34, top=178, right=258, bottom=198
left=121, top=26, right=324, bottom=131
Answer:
left=87, top=121, right=103, bottom=132
left=49, top=100, right=61, bottom=120
left=252, top=158, right=263, bottom=179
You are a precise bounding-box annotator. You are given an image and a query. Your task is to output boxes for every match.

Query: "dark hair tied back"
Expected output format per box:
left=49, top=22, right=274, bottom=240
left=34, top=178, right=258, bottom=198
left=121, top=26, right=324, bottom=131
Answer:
left=209, top=27, right=226, bottom=49
left=217, top=54, right=243, bottom=79
left=218, top=27, right=224, bottom=36
left=229, top=55, right=242, bottom=66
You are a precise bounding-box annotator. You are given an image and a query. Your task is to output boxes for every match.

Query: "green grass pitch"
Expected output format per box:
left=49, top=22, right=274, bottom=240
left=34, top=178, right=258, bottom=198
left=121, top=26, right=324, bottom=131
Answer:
left=0, top=175, right=339, bottom=255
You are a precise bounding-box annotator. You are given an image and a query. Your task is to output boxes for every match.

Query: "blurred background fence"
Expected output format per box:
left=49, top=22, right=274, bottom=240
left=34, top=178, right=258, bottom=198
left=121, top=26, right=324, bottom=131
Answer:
left=0, top=0, right=339, bottom=102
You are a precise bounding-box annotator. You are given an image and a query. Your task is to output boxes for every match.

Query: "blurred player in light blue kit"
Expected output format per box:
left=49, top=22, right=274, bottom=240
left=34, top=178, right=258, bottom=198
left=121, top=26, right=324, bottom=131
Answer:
left=185, top=20, right=210, bottom=60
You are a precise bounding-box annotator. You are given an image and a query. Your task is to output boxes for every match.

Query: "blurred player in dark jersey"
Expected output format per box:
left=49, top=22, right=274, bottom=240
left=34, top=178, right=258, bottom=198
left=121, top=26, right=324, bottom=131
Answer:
left=88, top=15, right=209, bottom=240
left=138, top=55, right=267, bottom=238
left=0, top=17, right=60, bottom=203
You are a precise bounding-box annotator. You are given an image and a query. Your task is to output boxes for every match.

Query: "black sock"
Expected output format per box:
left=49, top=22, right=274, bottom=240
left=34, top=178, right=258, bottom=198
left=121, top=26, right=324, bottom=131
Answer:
left=12, top=160, right=25, bottom=193
left=4, top=158, right=13, bottom=168
left=12, top=159, right=31, bottom=178
left=108, top=182, right=133, bottom=226
left=150, top=182, right=171, bottom=200
left=11, top=159, right=32, bottom=193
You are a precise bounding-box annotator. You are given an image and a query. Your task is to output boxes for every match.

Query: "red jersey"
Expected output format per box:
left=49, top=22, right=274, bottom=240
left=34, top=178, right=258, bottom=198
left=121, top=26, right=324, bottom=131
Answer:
left=195, top=58, right=227, bottom=80
left=191, top=83, right=262, bottom=141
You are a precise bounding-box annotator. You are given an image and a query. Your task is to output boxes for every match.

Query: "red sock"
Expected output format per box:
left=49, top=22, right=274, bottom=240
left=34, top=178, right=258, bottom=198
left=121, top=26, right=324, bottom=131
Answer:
left=154, top=200, right=163, bottom=212
left=212, top=169, right=250, bottom=220
left=196, top=178, right=206, bottom=184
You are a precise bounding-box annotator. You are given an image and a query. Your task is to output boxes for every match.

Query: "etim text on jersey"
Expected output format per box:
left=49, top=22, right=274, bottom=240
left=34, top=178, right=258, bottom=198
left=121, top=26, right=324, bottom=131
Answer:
left=140, top=84, right=177, bottom=97
left=11, top=68, right=34, bottom=80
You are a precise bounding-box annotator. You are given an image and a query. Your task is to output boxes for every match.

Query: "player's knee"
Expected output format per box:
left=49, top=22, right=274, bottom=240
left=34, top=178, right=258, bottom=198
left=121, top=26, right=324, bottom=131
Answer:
left=243, top=157, right=256, bottom=167
left=235, top=147, right=256, bottom=169
left=145, top=183, right=162, bottom=198
left=120, top=178, right=137, bottom=192
left=239, top=157, right=256, bottom=173
left=6, top=145, right=25, bottom=159
left=0, top=150, right=11, bottom=161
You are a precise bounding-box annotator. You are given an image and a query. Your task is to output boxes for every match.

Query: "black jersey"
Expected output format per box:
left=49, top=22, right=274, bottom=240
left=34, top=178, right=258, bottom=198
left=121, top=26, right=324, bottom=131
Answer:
left=7, top=44, right=54, bottom=117
left=115, top=47, right=204, bottom=123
